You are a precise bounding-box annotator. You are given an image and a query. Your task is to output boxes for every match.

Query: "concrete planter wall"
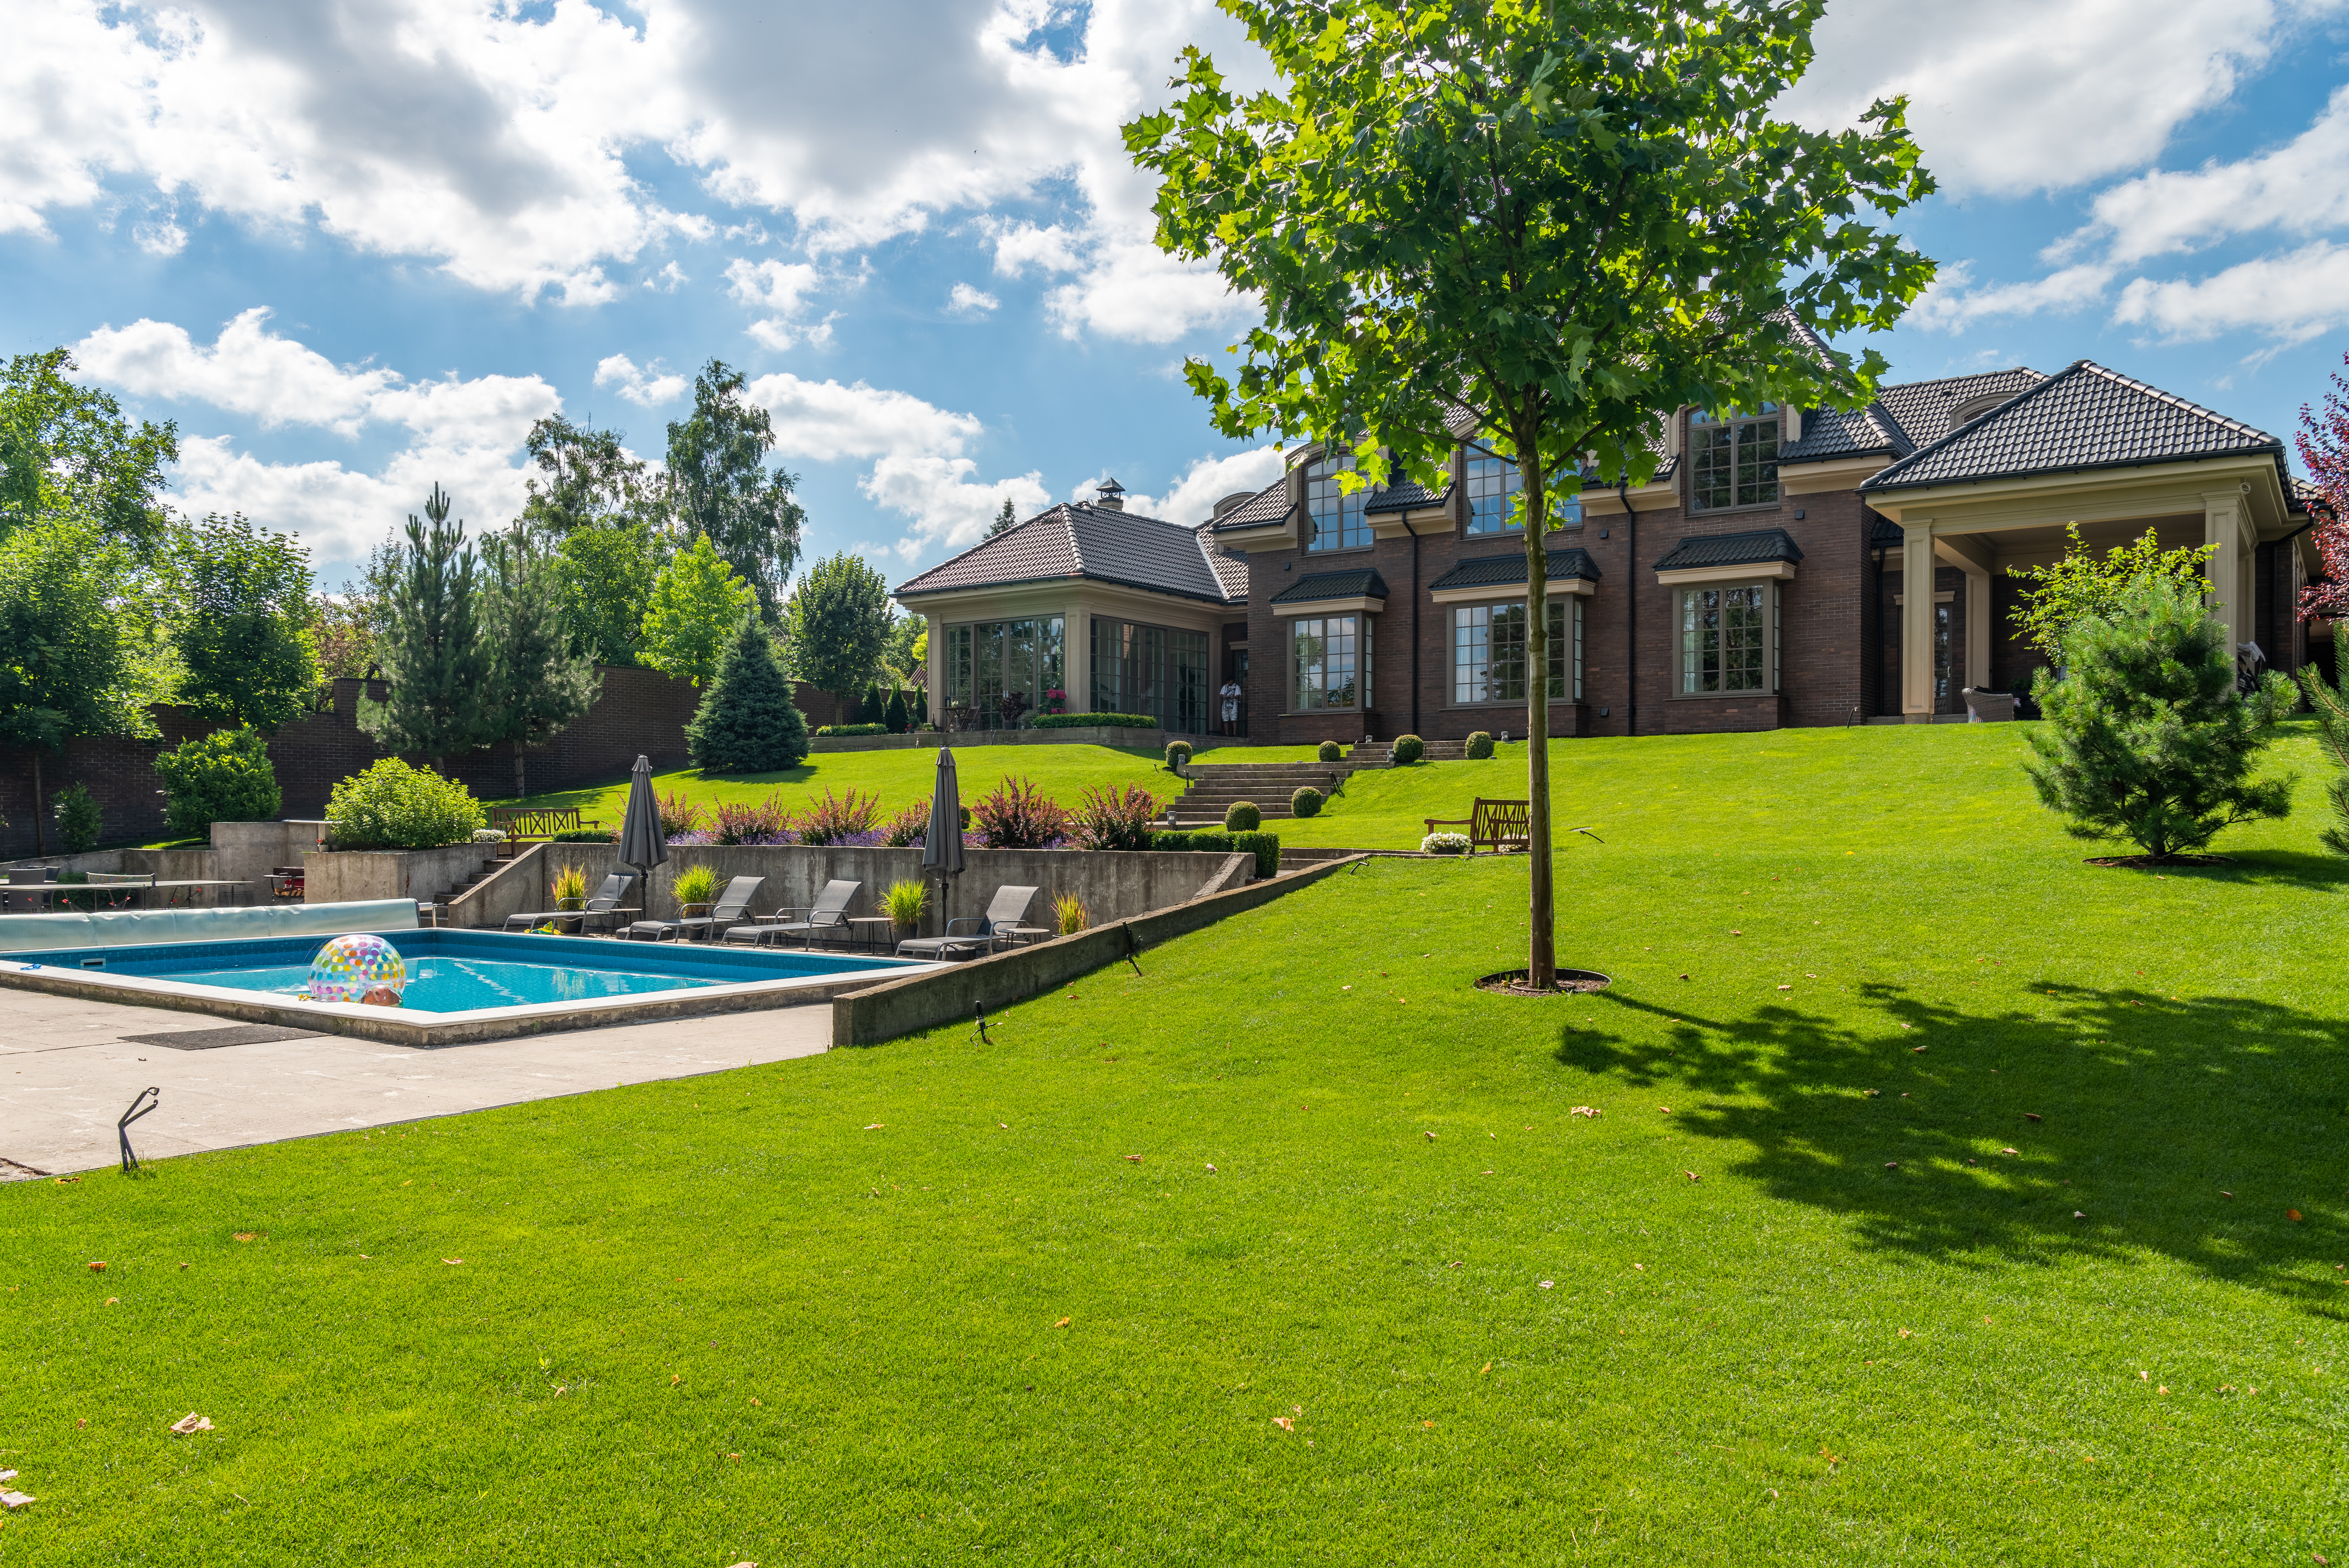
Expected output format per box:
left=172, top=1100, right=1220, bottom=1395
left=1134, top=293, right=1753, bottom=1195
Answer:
left=304, top=843, right=493, bottom=906
left=442, top=842, right=1253, bottom=934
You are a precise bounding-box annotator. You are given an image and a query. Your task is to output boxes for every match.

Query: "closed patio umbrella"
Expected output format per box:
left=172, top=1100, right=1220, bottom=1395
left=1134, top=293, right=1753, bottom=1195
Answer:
left=921, top=746, right=965, bottom=923
left=618, top=754, right=668, bottom=881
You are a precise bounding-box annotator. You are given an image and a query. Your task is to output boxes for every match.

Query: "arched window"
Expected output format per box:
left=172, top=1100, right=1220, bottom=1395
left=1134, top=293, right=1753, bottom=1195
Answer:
left=1305, top=451, right=1371, bottom=552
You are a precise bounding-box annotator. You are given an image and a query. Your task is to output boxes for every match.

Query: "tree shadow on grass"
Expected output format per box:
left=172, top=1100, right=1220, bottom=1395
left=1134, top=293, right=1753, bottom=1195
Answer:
left=1560, top=983, right=2347, bottom=1315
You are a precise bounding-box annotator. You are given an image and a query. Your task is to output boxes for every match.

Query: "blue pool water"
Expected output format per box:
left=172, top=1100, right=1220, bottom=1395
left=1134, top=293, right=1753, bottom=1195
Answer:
left=6, top=929, right=916, bottom=1014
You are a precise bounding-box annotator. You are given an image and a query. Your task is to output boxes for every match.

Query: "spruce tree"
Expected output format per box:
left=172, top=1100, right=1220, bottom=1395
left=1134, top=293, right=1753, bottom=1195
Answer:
left=686, top=614, right=809, bottom=773
left=884, top=687, right=910, bottom=733
left=2024, top=580, right=2292, bottom=860
left=360, top=486, right=486, bottom=773
left=2298, top=622, right=2349, bottom=855
left=477, top=527, right=600, bottom=800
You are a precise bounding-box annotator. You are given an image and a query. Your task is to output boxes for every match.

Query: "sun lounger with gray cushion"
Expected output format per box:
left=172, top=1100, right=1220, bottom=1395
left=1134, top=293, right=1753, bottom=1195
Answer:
left=724, top=878, right=862, bottom=948
left=895, top=885, right=1038, bottom=962
left=622, top=875, right=764, bottom=942
left=504, top=873, right=640, bottom=934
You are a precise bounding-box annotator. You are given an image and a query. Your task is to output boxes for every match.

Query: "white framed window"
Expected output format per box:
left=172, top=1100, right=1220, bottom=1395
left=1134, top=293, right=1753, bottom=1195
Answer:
left=1690, top=406, right=1781, bottom=511
left=1677, top=582, right=1777, bottom=694
left=1291, top=614, right=1365, bottom=709
left=1453, top=599, right=1580, bottom=703
left=1305, top=453, right=1372, bottom=552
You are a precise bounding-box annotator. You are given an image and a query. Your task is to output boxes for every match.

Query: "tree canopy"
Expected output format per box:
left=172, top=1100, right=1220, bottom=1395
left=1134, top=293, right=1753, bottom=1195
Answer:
left=786, top=551, right=892, bottom=703
left=663, top=361, right=804, bottom=621
left=1126, top=0, right=1935, bottom=984
left=173, top=513, right=321, bottom=731
left=2007, top=525, right=2214, bottom=666
left=0, top=348, right=179, bottom=553
left=359, top=486, right=487, bottom=770
left=519, top=413, right=651, bottom=536
left=2295, top=350, right=2349, bottom=621
left=477, top=526, right=601, bottom=799
left=640, top=531, right=759, bottom=686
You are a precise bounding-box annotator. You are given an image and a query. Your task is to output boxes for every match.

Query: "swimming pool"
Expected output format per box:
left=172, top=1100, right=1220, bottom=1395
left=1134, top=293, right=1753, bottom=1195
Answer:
left=0, top=928, right=934, bottom=1046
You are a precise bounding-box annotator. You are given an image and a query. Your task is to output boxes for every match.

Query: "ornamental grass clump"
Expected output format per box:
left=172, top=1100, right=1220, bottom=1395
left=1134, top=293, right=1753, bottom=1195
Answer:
left=1289, top=785, right=1324, bottom=818
left=672, top=864, right=720, bottom=908
left=2024, top=580, right=2292, bottom=860
left=885, top=879, right=929, bottom=930
left=1054, top=892, right=1089, bottom=935
left=550, top=864, right=587, bottom=905
left=326, top=759, right=486, bottom=850
left=793, top=787, right=880, bottom=846
left=1070, top=784, right=1159, bottom=850
left=1223, top=800, right=1261, bottom=832
left=971, top=776, right=1070, bottom=848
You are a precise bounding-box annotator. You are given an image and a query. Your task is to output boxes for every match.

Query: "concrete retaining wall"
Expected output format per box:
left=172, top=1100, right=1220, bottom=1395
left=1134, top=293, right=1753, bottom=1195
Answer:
left=829, top=853, right=1367, bottom=1046
left=434, top=843, right=1254, bottom=932
left=304, top=843, right=494, bottom=906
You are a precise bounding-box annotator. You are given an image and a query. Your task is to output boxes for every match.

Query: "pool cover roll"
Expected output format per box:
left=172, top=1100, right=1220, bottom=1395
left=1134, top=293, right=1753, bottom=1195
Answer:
left=0, top=899, right=422, bottom=954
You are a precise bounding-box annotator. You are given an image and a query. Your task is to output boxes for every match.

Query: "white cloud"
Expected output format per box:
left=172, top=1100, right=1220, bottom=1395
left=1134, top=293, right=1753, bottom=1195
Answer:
left=645, top=261, right=689, bottom=292
left=946, top=281, right=999, bottom=316
left=171, top=432, right=539, bottom=566
left=1113, top=447, right=1287, bottom=527
left=1907, top=261, right=2115, bottom=332
left=2113, top=242, right=2349, bottom=344
left=593, top=352, right=688, bottom=407
left=2063, top=84, right=2349, bottom=264
left=725, top=257, right=839, bottom=349
left=1782, top=0, right=2345, bottom=197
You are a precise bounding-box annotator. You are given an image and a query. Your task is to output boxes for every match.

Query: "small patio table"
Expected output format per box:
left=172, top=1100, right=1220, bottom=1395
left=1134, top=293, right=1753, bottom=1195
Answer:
left=845, top=916, right=899, bottom=953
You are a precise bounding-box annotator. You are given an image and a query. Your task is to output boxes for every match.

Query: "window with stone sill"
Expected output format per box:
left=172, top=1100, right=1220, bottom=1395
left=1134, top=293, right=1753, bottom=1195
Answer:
left=1689, top=405, right=1780, bottom=510
left=1291, top=613, right=1366, bottom=709
left=1453, top=599, right=1581, bottom=703
left=1677, top=582, right=1777, bottom=694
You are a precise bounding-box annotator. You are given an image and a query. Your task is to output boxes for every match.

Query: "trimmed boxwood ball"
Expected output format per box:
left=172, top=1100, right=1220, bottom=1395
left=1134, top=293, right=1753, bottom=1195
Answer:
left=1224, top=800, right=1261, bottom=832
left=1392, top=733, right=1425, bottom=764
left=1290, top=785, right=1324, bottom=818
left=1317, top=739, right=1342, bottom=762
left=1165, top=739, right=1193, bottom=770
left=1465, top=730, right=1494, bottom=760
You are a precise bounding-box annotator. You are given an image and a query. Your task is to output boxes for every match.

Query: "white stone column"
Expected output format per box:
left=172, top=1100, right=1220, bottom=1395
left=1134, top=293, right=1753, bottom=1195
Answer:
left=923, top=614, right=945, bottom=726
left=1902, top=522, right=1936, bottom=720
left=1065, top=603, right=1094, bottom=715
left=2204, top=490, right=2247, bottom=649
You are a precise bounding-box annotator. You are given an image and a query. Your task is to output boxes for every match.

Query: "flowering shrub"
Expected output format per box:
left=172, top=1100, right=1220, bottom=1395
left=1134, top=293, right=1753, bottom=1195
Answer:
left=656, top=789, right=708, bottom=839
left=970, top=775, right=1070, bottom=848
left=1421, top=831, right=1472, bottom=855
left=1069, top=783, right=1158, bottom=851
left=712, top=794, right=789, bottom=844
left=882, top=798, right=934, bottom=847
left=793, top=786, right=880, bottom=846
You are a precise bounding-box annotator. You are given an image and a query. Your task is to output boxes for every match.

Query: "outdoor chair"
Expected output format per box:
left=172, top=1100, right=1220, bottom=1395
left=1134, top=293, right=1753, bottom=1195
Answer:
left=894, top=885, right=1039, bottom=963
left=1421, top=798, right=1531, bottom=855
left=3, top=867, right=60, bottom=915
left=725, top=879, right=862, bottom=949
left=504, top=873, right=640, bottom=935
left=622, top=874, right=764, bottom=943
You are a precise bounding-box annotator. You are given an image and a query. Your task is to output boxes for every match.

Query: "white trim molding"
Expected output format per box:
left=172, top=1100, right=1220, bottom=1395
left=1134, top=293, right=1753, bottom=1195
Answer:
left=1655, top=561, right=1797, bottom=587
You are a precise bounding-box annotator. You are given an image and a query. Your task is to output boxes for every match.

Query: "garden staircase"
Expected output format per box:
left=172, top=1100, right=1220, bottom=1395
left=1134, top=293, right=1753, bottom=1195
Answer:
left=1172, top=758, right=1368, bottom=827
left=417, top=858, right=502, bottom=927
left=1349, top=737, right=1475, bottom=764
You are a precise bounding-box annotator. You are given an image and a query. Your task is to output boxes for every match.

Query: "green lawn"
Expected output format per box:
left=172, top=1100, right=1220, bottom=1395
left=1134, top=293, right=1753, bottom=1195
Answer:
left=8, top=723, right=2345, bottom=1564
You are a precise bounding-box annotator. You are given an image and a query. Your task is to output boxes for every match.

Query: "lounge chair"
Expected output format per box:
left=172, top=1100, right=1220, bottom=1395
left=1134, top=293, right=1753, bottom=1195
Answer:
left=504, top=873, right=640, bottom=934
left=724, top=879, right=863, bottom=949
left=895, top=885, right=1039, bottom=963
left=622, top=874, right=765, bottom=943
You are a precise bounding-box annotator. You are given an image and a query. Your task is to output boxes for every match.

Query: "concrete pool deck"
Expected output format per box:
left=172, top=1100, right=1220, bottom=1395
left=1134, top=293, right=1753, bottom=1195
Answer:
left=0, top=986, right=831, bottom=1179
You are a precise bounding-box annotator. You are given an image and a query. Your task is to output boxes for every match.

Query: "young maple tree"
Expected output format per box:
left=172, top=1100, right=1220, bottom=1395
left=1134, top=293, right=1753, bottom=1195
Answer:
left=1126, top=0, right=1936, bottom=986
left=2297, top=350, right=2349, bottom=620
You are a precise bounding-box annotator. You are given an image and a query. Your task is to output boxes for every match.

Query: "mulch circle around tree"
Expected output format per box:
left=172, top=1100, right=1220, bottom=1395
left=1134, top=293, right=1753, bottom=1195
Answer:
left=2083, top=854, right=2230, bottom=870
left=1475, top=968, right=1611, bottom=997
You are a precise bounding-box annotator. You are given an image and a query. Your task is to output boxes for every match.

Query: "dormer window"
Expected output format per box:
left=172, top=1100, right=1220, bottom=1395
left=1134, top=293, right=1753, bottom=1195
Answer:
left=1949, top=394, right=2005, bottom=428
left=1305, top=451, right=1371, bottom=552
left=1691, top=405, right=1779, bottom=511
left=1464, top=444, right=1581, bottom=533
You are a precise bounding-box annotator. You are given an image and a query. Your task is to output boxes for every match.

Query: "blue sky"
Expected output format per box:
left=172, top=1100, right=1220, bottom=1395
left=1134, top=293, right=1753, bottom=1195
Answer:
left=6, top=0, right=2348, bottom=593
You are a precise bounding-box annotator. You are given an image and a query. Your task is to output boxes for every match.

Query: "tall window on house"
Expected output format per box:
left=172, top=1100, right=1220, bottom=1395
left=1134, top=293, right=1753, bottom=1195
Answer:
left=1933, top=603, right=1952, bottom=705
left=1089, top=619, right=1209, bottom=733
left=1305, top=452, right=1372, bottom=552
left=945, top=618, right=1065, bottom=725
left=1690, top=406, right=1781, bottom=510
left=1678, top=584, right=1773, bottom=693
left=1464, top=445, right=1580, bottom=533
left=1291, top=614, right=1362, bottom=709
left=1453, top=600, right=1580, bottom=703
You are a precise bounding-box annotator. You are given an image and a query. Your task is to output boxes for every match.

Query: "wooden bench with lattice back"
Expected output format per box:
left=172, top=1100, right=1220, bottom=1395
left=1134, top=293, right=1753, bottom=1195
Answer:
left=486, top=805, right=602, bottom=858
left=1422, top=797, right=1531, bottom=855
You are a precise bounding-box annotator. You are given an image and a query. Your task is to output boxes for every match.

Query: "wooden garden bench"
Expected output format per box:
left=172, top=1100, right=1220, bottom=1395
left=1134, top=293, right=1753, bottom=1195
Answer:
left=1422, top=797, right=1531, bottom=855
left=486, top=805, right=601, bottom=858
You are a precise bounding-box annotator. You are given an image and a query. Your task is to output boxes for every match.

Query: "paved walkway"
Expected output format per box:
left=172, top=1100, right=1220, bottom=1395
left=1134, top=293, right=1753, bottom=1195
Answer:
left=0, top=988, right=832, bottom=1179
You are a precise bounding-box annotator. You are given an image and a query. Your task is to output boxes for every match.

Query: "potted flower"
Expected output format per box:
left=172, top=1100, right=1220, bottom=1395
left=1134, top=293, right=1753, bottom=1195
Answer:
left=885, top=879, right=928, bottom=945
left=550, top=863, right=588, bottom=912
left=673, top=863, right=720, bottom=919
left=1042, top=687, right=1069, bottom=716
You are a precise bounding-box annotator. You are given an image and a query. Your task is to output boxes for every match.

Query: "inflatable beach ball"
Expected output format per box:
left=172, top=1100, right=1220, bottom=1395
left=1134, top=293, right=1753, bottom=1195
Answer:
left=309, top=933, right=407, bottom=1005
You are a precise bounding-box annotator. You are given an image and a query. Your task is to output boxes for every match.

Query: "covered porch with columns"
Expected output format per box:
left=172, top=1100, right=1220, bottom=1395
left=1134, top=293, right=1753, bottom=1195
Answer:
left=1866, top=454, right=2315, bottom=720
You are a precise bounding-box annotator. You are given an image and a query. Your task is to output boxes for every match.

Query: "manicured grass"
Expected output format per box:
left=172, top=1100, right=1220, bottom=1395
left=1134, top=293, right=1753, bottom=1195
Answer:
left=7, top=724, right=2345, bottom=1564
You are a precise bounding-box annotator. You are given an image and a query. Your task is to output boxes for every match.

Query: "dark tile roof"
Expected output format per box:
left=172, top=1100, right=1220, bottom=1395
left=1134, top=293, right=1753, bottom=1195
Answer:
left=1211, top=477, right=1297, bottom=533
left=1778, top=402, right=1913, bottom=465
left=1365, top=478, right=1455, bottom=513
left=1862, top=360, right=2284, bottom=494
left=1269, top=568, right=1389, bottom=605
left=1874, top=368, right=2045, bottom=450
left=1869, top=513, right=1905, bottom=549
left=1652, top=528, right=1805, bottom=572
left=1197, top=522, right=1251, bottom=597
left=895, top=501, right=1241, bottom=604
left=1428, top=549, right=1601, bottom=592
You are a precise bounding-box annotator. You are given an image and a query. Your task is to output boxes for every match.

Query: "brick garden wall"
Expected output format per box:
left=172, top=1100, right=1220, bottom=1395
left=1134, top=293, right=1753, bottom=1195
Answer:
left=0, top=665, right=857, bottom=859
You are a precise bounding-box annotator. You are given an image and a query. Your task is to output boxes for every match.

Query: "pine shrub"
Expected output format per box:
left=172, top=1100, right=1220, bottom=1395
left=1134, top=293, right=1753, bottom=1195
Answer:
left=2025, top=580, right=2292, bottom=859
left=884, top=689, right=911, bottom=733
left=2298, top=622, right=2349, bottom=855
left=155, top=727, right=281, bottom=838
left=687, top=614, right=809, bottom=774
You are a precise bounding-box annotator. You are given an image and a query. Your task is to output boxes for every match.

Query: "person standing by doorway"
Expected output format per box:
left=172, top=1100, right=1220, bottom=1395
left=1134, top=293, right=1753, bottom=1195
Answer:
left=1220, top=676, right=1243, bottom=736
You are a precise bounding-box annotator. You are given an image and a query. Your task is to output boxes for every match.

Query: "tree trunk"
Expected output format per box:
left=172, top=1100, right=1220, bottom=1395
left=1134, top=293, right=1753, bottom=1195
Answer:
left=30, top=750, right=46, bottom=859
left=514, top=739, right=528, bottom=802
left=1519, top=435, right=1555, bottom=989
